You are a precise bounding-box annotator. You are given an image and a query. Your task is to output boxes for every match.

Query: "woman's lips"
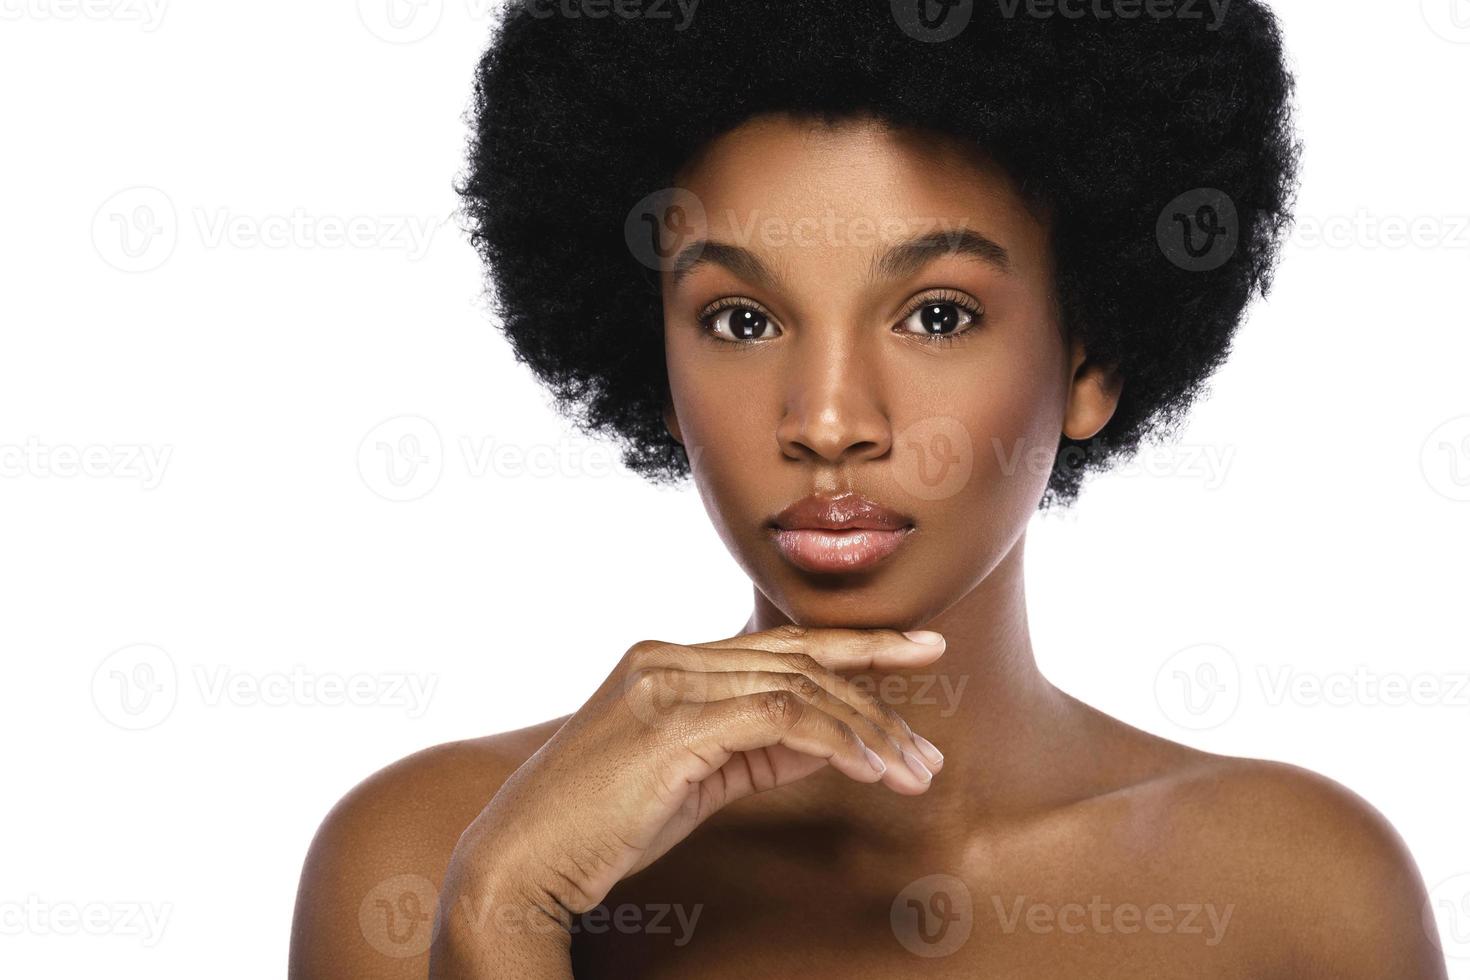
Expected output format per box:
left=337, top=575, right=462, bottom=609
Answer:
left=770, top=526, right=915, bottom=574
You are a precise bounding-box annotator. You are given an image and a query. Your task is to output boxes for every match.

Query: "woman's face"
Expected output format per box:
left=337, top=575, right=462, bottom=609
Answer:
left=660, top=112, right=1120, bottom=629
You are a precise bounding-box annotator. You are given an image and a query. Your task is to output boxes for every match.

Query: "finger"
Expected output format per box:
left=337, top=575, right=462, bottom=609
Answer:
left=634, top=664, right=938, bottom=789
left=666, top=690, right=895, bottom=793
left=624, top=637, right=945, bottom=775
left=690, top=623, right=946, bottom=673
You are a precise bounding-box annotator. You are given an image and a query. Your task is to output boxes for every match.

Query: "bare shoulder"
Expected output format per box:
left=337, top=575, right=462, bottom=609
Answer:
left=1131, top=747, right=1447, bottom=977
left=287, top=715, right=569, bottom=980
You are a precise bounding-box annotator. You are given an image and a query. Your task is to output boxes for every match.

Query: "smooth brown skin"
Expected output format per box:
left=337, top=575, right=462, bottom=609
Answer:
left=289, top=113, right=1447, bottom=978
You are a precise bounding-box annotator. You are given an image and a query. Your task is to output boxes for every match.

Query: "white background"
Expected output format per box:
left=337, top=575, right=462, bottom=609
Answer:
left=2, top=0, right=1468, bottom=975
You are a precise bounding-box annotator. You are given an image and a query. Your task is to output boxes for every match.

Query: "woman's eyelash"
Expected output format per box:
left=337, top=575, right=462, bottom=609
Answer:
left=695, top=291, right=985, bottom=347
left=895, top=290, right=985, bottom=347
left=695, top=298, right=774, bottom=344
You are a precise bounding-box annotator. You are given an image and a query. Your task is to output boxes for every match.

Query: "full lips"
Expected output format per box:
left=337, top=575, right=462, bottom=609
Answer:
left=770, top=526, right=915, bottom=574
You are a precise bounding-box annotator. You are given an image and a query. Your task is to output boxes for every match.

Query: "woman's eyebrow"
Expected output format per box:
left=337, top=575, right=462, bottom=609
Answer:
left=670, top=240, right=779, bottom=291
left=870, top=229, right=1012, bottom=281
left=669, top=228, right=1011, bottom=291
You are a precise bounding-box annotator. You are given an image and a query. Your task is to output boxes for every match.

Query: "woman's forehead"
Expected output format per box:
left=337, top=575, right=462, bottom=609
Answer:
left=674, top=112, right=1027, bottom=210
left=665, top=114, right=1050, bottom=288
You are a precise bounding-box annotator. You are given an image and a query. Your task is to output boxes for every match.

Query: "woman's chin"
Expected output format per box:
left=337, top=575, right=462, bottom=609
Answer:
left=755, top=584, right=940, bottom=633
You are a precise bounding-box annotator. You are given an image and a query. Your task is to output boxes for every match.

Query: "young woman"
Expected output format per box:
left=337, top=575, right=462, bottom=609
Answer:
left=289, top=1, right=1449, bottom=976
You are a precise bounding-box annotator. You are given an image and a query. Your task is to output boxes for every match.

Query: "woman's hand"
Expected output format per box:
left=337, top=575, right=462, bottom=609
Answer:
left=429, top=623, right=947, bottom=977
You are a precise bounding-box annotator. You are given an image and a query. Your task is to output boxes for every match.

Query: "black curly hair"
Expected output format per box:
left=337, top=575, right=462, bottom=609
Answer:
left=455, top=0, right=1300, bottom=509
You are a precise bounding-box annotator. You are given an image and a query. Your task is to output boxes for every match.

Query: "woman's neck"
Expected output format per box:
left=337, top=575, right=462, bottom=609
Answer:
left=736, top=532, right=1121, bottom=853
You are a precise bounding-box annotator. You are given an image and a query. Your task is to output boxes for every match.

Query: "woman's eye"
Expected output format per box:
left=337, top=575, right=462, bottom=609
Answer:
left=702, top=305, right=778, bottom=342
left=896, top=298, right=982, bottom=340
left=698, top=294, right=981, bottom=345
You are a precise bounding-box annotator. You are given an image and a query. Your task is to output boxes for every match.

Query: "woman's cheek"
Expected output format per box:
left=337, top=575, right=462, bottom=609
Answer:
left=676, top=394, right=780, bottom=551
left=902, top=361, right=1059, bottom=532
left=683, top=381, right=776, bottom=478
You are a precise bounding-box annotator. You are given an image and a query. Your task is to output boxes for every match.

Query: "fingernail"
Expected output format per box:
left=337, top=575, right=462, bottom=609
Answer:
left=912, top=734, right=944, bottom=767
left=902, top=630, right=944, bottom=646
left=864, top=746, right=887, bottom=774
left=902, top=750, right=932, bottom=783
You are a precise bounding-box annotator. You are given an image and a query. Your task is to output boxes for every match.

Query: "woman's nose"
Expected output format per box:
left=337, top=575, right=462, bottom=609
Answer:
left=773, top=338, right=893, bottom=465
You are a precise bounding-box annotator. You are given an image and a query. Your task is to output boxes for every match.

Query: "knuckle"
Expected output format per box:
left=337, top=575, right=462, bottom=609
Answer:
left=758, top=689, right=802, bottom=729
left=625, top=668, right=666, bottom=701
left=784, top=673, right=821, bottom=701
left=624, top=638, right=672, bottom=670
left=868, top=695, right=904, bottom=730
left=772, top=623, right=809, bottom=643
left=780, top=651, right=821, bottom=676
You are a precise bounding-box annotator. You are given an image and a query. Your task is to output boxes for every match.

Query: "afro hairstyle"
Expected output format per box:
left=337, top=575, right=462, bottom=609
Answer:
left=454, top=0, right=1301, bottom=508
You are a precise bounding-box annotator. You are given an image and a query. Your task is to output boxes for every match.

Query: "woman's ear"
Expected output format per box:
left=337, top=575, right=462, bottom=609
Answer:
left=663, top=400, right=684, bottom=445
left=1063, top=340, right=1124, bottom=441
